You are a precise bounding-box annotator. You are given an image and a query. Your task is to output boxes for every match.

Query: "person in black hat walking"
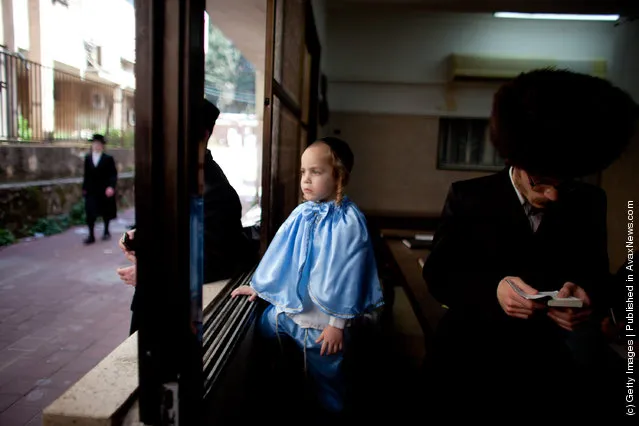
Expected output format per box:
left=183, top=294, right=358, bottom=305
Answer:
left=82, top=133, right=118, bottom=244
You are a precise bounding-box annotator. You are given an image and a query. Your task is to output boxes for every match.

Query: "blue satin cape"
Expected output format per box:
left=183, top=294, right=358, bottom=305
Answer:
left=251, top=197, right=384, bottom=319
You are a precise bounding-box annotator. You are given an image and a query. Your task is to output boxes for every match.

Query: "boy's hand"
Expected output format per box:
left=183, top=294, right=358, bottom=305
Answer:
left=117, top=265, right=137, bottom=286
left=316, top=325, right=344, bottom=356
left=230, top=285, right=257, bottom=302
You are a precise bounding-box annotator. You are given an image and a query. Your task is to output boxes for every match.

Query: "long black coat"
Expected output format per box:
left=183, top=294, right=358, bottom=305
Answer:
left=82, top=152, right=118, bottom=221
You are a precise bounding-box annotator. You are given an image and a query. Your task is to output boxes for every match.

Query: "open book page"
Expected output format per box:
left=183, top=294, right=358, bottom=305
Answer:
left=519, top=290, right=559, bottom=300
left=506, top=280, right=583, bottom=307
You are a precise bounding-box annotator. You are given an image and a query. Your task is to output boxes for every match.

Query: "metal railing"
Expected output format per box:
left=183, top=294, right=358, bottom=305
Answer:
left=202, top=266, right=258, bottom=398
left=0, top=50, right=134, bottom=146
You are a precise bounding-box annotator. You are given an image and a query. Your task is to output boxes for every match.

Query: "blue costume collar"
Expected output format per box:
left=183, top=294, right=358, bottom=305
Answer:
left=251, top=196, right=384, bottom=319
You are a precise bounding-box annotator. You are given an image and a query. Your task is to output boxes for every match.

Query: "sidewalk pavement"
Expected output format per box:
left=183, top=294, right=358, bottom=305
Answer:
left=0, top=209, right=136, bottom=426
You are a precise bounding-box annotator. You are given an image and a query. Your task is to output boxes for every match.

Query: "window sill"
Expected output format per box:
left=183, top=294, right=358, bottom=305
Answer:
left=42, top=279, right=234, bottom=426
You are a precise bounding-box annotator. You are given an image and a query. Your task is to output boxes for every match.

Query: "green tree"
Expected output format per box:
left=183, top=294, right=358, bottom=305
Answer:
left=205, top=24, right=256, bottom=114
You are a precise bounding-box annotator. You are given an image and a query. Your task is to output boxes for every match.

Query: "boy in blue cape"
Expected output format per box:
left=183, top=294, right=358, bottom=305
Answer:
left=232, top=137, right=384, bottom=413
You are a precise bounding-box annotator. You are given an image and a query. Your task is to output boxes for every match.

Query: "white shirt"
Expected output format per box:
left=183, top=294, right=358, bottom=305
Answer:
left=509, top=167, right=543, bottom=232
left=286, top=303, right=347, bottom=330
left=92, top=151, right=102, bottom=167
left=278, top=285, right=347, bottom=330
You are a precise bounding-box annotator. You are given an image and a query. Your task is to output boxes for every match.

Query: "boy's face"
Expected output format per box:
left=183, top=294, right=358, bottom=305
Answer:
left=300, top=143, right=336, bottom=203
left=92, top=141, right=104, bottom=153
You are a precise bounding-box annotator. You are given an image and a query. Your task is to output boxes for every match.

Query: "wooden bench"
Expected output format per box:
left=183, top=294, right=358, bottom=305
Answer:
left=379, top=228, right=447, bottom=351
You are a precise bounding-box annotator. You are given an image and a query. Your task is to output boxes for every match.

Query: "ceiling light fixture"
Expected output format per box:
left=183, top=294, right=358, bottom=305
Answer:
left=493, top=12, right=620, bottom=21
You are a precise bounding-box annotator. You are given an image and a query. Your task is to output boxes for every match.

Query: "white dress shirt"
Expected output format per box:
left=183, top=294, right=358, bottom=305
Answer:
left=92, top=151, right=102, bottom=167
left=509, top=167, right=543, bottom=232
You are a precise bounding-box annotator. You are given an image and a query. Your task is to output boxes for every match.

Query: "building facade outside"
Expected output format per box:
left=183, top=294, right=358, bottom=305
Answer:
left=0, top=0, right=135, bottom=144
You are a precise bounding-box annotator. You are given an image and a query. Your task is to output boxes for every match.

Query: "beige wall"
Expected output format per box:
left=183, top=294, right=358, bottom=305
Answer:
left=604, top=20, right=639, bottom=272
left=333, top=110, right=638, bottom=270
left=328, top=112, right=491, bottom=215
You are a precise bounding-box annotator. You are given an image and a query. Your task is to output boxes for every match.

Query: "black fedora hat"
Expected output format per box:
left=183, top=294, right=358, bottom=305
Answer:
left=89, top=133, right=107, bottom=144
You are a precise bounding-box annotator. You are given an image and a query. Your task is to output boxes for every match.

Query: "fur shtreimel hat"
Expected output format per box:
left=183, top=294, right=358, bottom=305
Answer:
left=490, top=68, right=638, bottom=178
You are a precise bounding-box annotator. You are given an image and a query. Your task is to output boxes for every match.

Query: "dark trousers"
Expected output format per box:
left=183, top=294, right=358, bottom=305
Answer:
left=86, top=217, right=111, bottom=237
left=422, top=311, right=622, bottom=420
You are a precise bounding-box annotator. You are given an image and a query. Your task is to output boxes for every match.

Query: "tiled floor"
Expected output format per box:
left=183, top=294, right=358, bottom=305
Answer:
left=0, top=209, right=136, bottom=426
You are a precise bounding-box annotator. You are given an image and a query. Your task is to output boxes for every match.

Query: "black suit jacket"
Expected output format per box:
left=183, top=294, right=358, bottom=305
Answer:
left=423, top=168, right=609, bottom=329
left=421, top=168, right=615, bottom=415
left=82, top=152, right=117, bottom=220
left=202, top=149, right=252, bottom=283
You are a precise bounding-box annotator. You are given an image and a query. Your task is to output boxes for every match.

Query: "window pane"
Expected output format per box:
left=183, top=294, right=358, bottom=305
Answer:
left=438, top=117, right=503, bottom=171
left=205, top=21, right=262, bottom=218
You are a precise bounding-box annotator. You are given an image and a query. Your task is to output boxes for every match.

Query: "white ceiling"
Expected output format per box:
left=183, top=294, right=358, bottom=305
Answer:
left=327, top=0, right=638, bottom=14
left=205, top=0, right=638, bottom=74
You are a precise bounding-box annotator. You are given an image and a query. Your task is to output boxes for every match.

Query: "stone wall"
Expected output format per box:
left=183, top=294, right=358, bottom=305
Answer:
left=0, top=145, right=135, bottom=234
left=0, top=174, right=134, bottom=233
left=0, top=145, right=134, bottom=183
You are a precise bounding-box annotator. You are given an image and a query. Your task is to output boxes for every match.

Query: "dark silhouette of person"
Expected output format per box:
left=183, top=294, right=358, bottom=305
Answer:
left=82, top=133, right=117, bottom=244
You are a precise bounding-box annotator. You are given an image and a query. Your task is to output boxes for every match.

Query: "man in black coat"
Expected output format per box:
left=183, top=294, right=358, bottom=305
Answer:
left=422, top=69, right=638, bottom=418
left=199, top=100, right=253, bottom=283
left=119, top=99, right=255, bottom=334
left=82, top=133, right=118, bottom=244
